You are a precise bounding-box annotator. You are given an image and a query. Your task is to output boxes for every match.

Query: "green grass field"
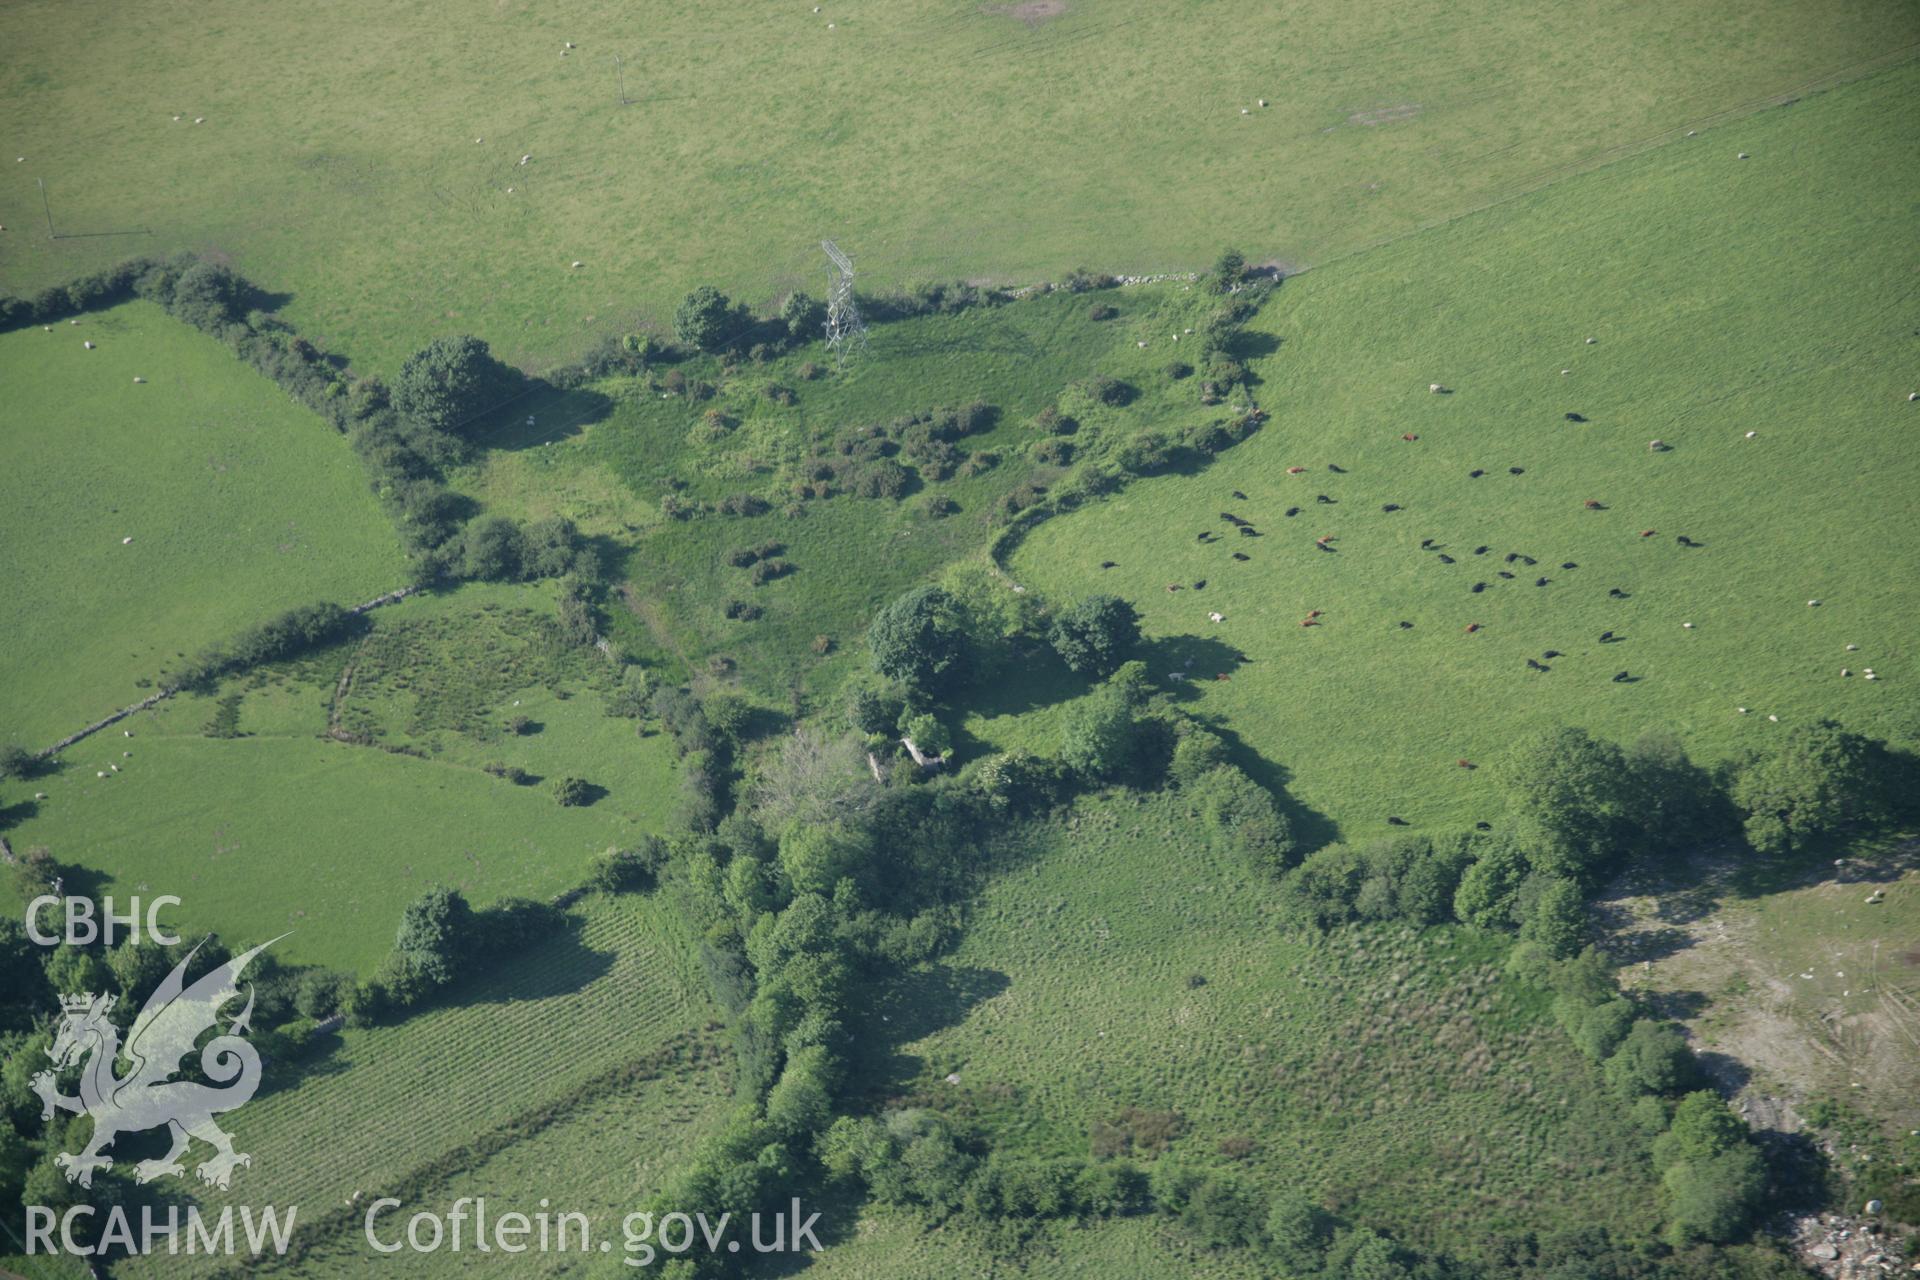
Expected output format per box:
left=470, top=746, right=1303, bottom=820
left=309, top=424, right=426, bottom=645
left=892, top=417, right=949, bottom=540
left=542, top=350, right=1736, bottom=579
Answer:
left=788, top=1209, right=1277, bottom=1280
left=1, top=583, right=681, bottom=974
left=859, top=791, right=1663, bottom=1267
left=2, top=0, right=1914, bottom=371
left=0, top=299, right=406, bottom=747
left=110, top=891, right=728, bottom=1280
left=1000, top=66, right=1920, bottom=842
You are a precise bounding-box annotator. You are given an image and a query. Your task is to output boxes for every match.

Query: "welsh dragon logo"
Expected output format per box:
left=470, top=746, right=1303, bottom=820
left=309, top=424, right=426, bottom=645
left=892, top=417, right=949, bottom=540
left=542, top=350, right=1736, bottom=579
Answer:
left=33, top=937, right=280, bottom=1190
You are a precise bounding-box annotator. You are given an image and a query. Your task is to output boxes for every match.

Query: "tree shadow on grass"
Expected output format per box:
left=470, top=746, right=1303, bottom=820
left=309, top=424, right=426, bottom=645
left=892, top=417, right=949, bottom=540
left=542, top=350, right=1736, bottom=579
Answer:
left=957, top=648, right=1083, bottom=722
left=1140, top=634, right=1246, bottom=693
left=256, top=1032, right=355, bottom=1098
left=0, top=796, right=40, bottom=830
left=449, top=912, right=614, bottom=1007
left=469, top=383, right=615, bottom=451
left=840, top=964, right=1013, bottom=1110
left=1207, top=718, right=1341, bottom=855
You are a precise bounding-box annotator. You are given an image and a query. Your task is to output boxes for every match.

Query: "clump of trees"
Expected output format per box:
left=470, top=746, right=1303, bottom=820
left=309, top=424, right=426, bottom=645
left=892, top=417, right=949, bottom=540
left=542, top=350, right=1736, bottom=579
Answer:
left=392, top=335, right=511, bottom=439
left=1731, top=718, right=1895, bottom=856
left=1049, top=593, right=1140, bottom=677
left=866, top=584, right=972, bottom=696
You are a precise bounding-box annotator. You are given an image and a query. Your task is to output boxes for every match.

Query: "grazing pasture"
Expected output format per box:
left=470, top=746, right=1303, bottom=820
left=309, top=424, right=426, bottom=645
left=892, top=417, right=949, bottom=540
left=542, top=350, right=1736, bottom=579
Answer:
left=0, top=584, right=681, bottom=974
left=1, top=0, right=1914, bottom=370
left=1002, top=67, right=1920, bottom=840
left=0, top=300, right=405, bottom=746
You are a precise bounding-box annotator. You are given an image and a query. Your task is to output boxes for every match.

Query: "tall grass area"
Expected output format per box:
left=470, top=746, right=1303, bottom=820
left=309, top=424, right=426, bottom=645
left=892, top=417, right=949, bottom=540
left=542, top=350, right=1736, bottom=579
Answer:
left=2, top=0, right=1913, bottom=370
left=0, top=584, right=681, bottom=974
left=0, top=300, right=406, bottom=745
left=876, top=791, right=1663, bottom=1267
left=1004, top=67, right=1920, bottom=841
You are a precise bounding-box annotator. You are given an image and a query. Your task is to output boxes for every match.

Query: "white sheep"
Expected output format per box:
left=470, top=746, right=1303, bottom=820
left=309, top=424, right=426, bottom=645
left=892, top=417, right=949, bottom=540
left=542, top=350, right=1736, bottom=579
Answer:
left=1208, top=611, right=1224, bottom=623
left=121, top=536, right=133, bottom=545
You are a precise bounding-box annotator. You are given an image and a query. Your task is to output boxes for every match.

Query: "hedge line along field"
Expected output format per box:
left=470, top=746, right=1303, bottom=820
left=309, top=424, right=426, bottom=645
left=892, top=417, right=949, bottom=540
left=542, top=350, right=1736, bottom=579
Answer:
left=1001, top=67, right=1920, bottom=843
left=0, top=299, right=407, bottom=747
left=874, top=791, right=1666, bottom=1270
left=114, top=892, right=727, bottom=1280
left=2, top=0, right=1915, bottom=371
left=0, top=584, right=681, bottom=975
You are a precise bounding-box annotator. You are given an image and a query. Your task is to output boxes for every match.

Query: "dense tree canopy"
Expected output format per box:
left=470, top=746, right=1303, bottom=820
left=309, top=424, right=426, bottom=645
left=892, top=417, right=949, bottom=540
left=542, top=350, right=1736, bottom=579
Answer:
left=1732, top=718, right=1890, bottom=856
left=866, top=585, right=970, bottom=694
left=674, top=285, right=742, bottom=352
left=1059, top=684, right=1139, bottom=780
left=1661, top=1144, right=1766, bottom=1245
left=393, top=335, right=505, bottom=438
left=1496, top=726, right=1635, bottom=880
left=1049, top=593, right=1142, bottom=677
left=394, top=884, right=472, bottom=988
